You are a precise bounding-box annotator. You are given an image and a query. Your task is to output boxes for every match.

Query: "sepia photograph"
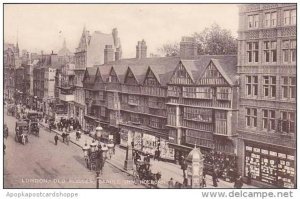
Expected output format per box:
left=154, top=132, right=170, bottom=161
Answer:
left=2, top=3, right=297, bottom=191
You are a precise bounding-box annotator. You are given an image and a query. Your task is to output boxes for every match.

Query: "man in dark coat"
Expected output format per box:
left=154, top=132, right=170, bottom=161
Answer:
left=247, top=170, right=252, bottom=185
left=54, top=134, right=59, bottom=145
left=212, top=169, right=218, bottom=187
left=234, top=176, right=244, bottom=188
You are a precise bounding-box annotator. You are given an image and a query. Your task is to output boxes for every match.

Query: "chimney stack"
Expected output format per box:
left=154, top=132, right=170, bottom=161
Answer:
left=180, top=36, right=197, bottom=60
left=104, top=45, right=114, bottom=64
left=136, top=40, right=147, bottom=59
left=115, top=47, right=121, bottom=61
left=112, top=28, right=119, bottom=47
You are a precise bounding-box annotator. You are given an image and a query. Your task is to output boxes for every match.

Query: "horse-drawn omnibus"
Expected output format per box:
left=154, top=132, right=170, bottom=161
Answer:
left=15, top=121, right=29, bottom=145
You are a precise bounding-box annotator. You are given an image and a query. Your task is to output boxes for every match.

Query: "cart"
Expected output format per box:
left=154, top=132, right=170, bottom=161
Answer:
left=15, top=121, right=29, bottom=145
left=133, top=160, right=161, bottom=187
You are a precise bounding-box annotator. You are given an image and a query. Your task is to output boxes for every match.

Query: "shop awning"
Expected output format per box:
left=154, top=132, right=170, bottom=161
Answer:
left=119, top=122, right=168, bottom=140
left=168, top=143, right=193, bottom=152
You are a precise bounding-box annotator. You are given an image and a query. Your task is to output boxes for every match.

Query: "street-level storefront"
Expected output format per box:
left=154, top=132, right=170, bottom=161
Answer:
left=119, top=126, right=175, bottom=160
left=244, top=141, right=295, bottom=188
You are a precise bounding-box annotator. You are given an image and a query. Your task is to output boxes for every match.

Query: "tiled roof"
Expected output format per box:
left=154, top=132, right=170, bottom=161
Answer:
left=182, top=55, right=237, bottom=84
left=99, top=56, right=181, bottom=85
left=84, top=67, right=98, bottom=84
left=97, top=64, right=113, bottom=82
left=211, top=56, right=238, bottom=85
left=84, top=55, right=237, bottom=86
left=112, top=66, right=128, bottom=83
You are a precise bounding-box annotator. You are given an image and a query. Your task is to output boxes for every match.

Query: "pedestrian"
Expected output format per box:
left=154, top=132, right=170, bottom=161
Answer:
left=54, top=134, right=59, bottom=145
left=76, top=131, right=80, bottom=140
left=83, top=143, right=90, bottom=168
left=157, top=150, right=161, bottom=161
left=112, top=143, right=115, bottom=155
left=168, top=178, right=174, bottom=188
left=234, top=176, right=244, bottom=188
left=202, top=171, right=207, bottom=187
left=181, top=160, right=187, bottom=179
left=247, top=169, right=252, bottom=185
left=182, top=178, right=188, bottom=188
left=212, top=169, right=218, bottom=187
left=49, top=122, right=52, bottom=133
left=62, top=131, right=66, bottom=143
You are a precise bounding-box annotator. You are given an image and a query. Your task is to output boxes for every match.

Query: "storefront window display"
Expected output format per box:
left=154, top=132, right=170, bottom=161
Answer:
left=142, top=134, right=156, bottom=155
left=120, top=128, right=174, bottom=160
left=245, top=143, right=295, bottom=188
left=160, top=139, right=175, bottom=160
left=133, top=132, right=142, bottom=150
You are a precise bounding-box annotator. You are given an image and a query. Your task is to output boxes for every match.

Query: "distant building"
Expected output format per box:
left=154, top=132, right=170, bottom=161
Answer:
left=58, top=38, right=74, bottom=65
left=136, top=40, right=147, bottom=59
left=33, top=52, right=59, bottom=114
left=4, top=42, right=19, bottom=101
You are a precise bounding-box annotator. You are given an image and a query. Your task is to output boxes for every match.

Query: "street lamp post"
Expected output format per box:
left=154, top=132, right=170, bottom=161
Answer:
left=124, top=142, right=134, bottom=171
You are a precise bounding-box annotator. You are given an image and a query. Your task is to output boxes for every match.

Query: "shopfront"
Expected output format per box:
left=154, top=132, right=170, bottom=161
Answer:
left=119, top=127, right=175, bottom=160
left=244, top=142, right=295, bottom=188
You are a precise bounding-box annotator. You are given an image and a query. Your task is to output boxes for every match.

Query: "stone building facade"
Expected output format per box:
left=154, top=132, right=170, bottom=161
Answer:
left=237, top=4, right=296, bottom=188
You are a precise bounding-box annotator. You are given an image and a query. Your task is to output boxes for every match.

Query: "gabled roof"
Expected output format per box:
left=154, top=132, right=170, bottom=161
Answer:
left=195, top=55, right=237, bottom=85
left=124, top=67, right=139, bottom=85
left=111, top=66, right=128, bottom=83
left=94, top=67, right=103, bottom=83
left=83, top=67, right=98, bottom=84
left=180, top=55, right=237, bottom=85
left=97, top=64, right=113, bottom=82
left=211, top=56, right=238, bottom=85
left=99, top=56, right=181, bottom=85
left=147, top=64, right=179, bottom=86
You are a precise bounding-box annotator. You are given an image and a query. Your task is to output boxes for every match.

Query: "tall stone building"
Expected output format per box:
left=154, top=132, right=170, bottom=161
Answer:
left=237, top=4, right=296, bottom=188
left=72, top=26, right=122, bottom=128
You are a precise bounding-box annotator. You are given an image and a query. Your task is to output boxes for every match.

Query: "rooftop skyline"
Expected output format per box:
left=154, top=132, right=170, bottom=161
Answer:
left=4, top=4, right=239, bottom=58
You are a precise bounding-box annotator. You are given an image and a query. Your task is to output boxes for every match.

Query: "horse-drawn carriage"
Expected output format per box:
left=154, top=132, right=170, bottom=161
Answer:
left=133, top=160, right=161, bottom=187
left=27, top=111, right=40, bottom=136
left=15, top=121, right=29, bottom=145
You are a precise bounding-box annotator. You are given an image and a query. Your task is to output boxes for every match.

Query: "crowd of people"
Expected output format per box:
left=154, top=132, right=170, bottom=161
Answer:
left=48, top=117, right=82, bottom=133
left=203, top=151, right=238, bottom=182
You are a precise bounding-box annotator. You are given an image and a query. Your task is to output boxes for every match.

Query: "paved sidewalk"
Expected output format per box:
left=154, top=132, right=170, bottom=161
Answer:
left=39, top=121, right=257, bottom=188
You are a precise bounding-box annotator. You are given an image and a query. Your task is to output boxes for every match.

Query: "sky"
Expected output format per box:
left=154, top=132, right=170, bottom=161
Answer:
left=4, top=4, right=239, bottom=58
